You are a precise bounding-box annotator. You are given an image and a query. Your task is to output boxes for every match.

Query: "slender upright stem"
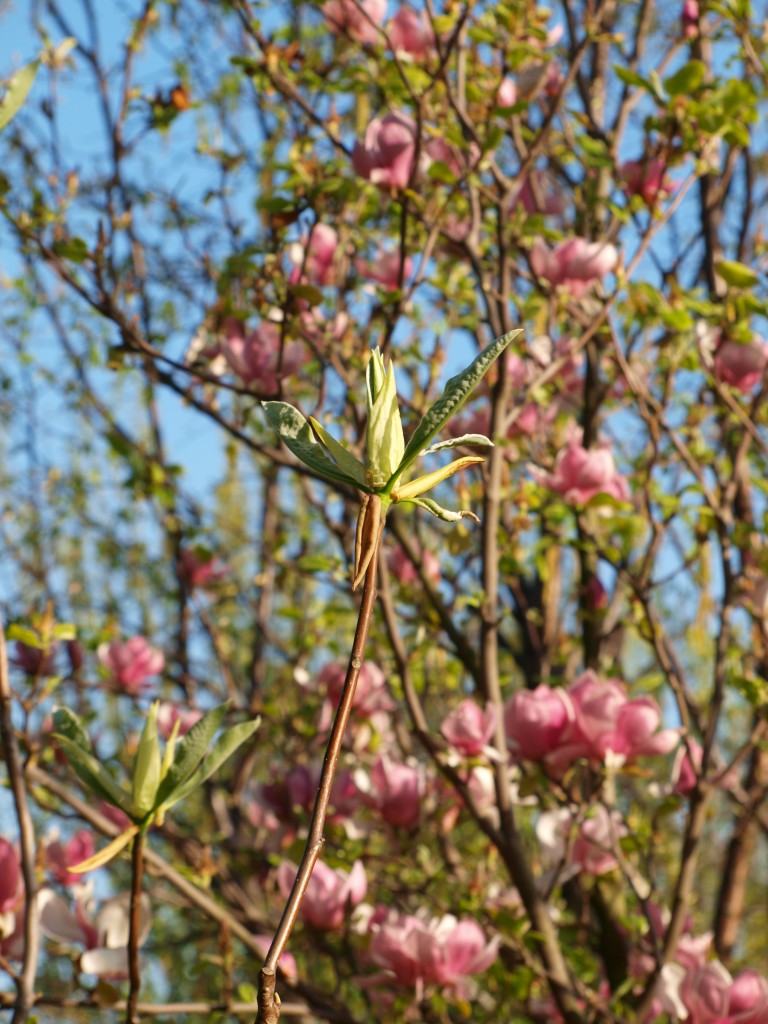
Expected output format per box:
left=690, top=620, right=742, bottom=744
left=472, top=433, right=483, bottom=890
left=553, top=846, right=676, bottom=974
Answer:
left=255, top=514, right=382, bottom=1024
left=0, top=625, right=40, bottom=1024
left=127, top=831, right=146, bottom=1024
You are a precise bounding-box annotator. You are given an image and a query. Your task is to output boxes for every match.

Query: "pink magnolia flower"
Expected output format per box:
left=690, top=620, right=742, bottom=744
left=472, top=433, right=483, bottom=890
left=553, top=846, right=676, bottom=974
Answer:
left=12, top=639, right=57, bottom=676
left=386, top=543, right=440, bottom=585
left=255, top=764, right=360, bottom=826
left=323, top=0, right=386, bottom=45
left=97, top=636, right=164, bottom=696
left=367, top=754, right=422, bottom=828
left=671, top=737, right=737, bottom=798
left=682, top=0, right=699, bottom=38
left=318, top=660, right=395, bottom=718
left=290, top=223, right=339, bottom=287
left=537, top=806, right=627, bottom=876
left=504, top=685, right=573, bottom=762
left=530, top=236, right=618, bottom=296
left=531, top=426, right=630, bottom=505
left=220, top=318, right=305, bottom=392
left=44, top=830, right=95, bottom=886
left=352, top=111, right=418, bottom=190
left=620, top=158, right=677, bottom=205
left=39, top=885, right=151, bottom=978
left=729, top=970, right=768, bottom=1024
left=277, top=859, right=367, bottom=930
left=0, top=839, right=22, bottom=916
left=496, top=76, right=518, bottom=108
left=714, top=338, right=768, bottom=393
left=156, top=702, right=203, bottom=741
left=178, top=548, right=229, bottom=590
left=440, top=699, right=497, bottom=757
left=510, top=173, right=566, bottom=217
left=550, top=671, right=678, bottom=769
left=369, top=910, right=499, bottom=993
left=388, top=7, right=436, bottom=60
left=357, top=250, right=414, bottom=291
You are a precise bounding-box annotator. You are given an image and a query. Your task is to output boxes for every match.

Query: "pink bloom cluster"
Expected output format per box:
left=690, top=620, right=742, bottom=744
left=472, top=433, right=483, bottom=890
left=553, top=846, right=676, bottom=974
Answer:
left=440, top=699, right=497, bottom=757
left=322, top=0, right=386, bottom=45
left=388, top=7, right=435, bottom=59
left=289, top=223, right=339, bottom=287
left=655, top=930, right=768, bottom=1024
left=352, top=111, right=419, bottom=190
left=505, top=671, right=678, bottom=769
left=357, top=249, right=414, bottom=292
left=714, top=337, right=768, bottom=393
left=318, top=659, right=395, bottom=726
left=323, top=0, right=436, bottom=58
left=220, top=317, right=304, bottom=392
left=530, top=236, right=618, bottom=295
left=531, top=425, right=630, bottom=505
left=178, top=548, right=229, bottom=590
left=97, top=636, right=164, bottom=696
left=0, top=840, right=24, bottom=959
left=537, top=805, right=628, bottom=877
left=369, top=909, right=498, bottom=994
left=277, top=859, right=367, bottom=930
left=682, top=0, right=699, bottom=38
left=156, top=702, right=203, bottom=740
left=361, top=754, right=422, bottom=828
left=387, top=542, right=440, bottom=585
left=44, top=830, right=95, bottom=887
left=621, top=158, right=677, bottom=205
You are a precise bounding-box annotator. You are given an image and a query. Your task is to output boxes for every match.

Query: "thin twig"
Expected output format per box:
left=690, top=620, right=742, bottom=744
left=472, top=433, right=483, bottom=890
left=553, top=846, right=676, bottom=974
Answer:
left=126, top=831, right=146, bottom=1024
left=0, top=625, right=40, bottom=1024
left=255, top=506, right=382, bottom=1024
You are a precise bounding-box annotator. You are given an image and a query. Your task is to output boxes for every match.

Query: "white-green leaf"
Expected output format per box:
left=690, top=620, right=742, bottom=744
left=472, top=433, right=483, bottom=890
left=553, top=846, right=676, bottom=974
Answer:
left=132, top=702, right=161, bottom=817
left=366, top=356, right=405, bottom=486
left=309, top=418, right=367, bottom=486
left=420, top=434, right=494, bottom=456
left=263, top=401, right=371, bottom=490
left=161, top=717, right=261, bottom=810
left=154, top=702, right=229, bottom=808
left=402, top=496, right=480, bottom=523
left=390, top=329, right=521, bottom=487
left=0, top=61, right=38, bottom=134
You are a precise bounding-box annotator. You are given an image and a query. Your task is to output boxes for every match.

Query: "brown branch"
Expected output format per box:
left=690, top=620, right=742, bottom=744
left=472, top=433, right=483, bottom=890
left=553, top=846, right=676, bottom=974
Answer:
left=126, top=831, right=146, bottom=1024
left=255, top=503, right=382, bottom=1024
left=0, top=625, right=40, bottom=1024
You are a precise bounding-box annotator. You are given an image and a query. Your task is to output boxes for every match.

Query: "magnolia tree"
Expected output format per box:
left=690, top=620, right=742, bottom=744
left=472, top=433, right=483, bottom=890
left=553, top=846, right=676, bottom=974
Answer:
left=0, top=0, right=767, bottom=1022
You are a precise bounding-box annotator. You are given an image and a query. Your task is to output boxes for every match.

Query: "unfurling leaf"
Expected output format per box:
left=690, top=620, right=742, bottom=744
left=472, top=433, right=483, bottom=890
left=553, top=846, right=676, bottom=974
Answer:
left=402, top=496, right=481, bottom=523
left=392, top=456, right=484, bottom=502
left=67, top=825, right=140, bottom=874
left=263, top=401, right=371, bottom=490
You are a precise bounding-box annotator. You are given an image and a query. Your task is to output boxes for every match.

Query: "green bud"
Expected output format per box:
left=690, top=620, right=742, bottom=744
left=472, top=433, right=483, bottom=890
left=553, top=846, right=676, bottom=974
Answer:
left=365, top=349, right=405, bottom=488
left=132, top=701, right=162, bottom=817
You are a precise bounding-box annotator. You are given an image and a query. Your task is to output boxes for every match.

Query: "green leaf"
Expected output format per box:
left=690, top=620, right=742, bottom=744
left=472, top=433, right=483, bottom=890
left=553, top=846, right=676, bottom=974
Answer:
left=154, top=702, right=229, bottom=808
left=263, top=402, right=371, bottom=490
left=664, top=60, right=705, bottom=97
left=613, top=65, right=665, bottom=103
left=716, top=260, right=758, bottom=289
left=420, top=434, right=494, bottom=456
left=132, top=702, right=161, bottom=817
left=403, top=496, right=480, bottom=523
left=52, top=706, right=94, bottom=753
left=0, top=61, right=38, bottom=134
left=390, top=329, right=521, bottom=487
left=309, top=418, right=367, bottom=486
left=53, top=733, right=137, bottom=818
left=7, top=625, right=44, bottom=648
left=162, top=718, right=261, bottom=809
